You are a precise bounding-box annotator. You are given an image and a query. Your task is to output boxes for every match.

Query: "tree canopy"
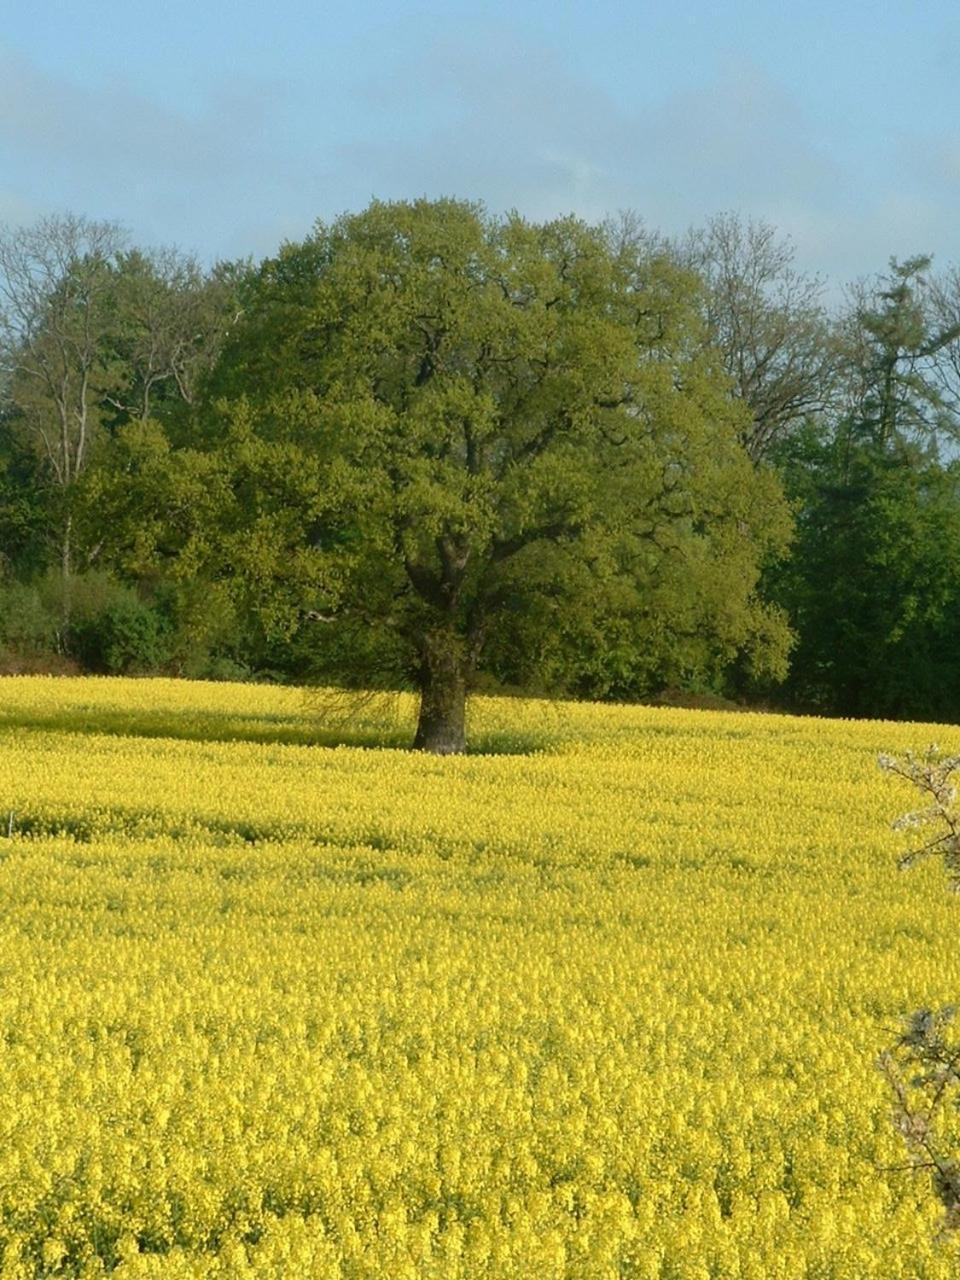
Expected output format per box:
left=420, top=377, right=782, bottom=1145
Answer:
left=96, top=199, right=792, bottom=750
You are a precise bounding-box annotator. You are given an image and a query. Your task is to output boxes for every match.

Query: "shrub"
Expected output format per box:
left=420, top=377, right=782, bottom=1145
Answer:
left=0, top=580, right=60, bottom=655
left=49, top=572, right=172, bottom=675
left=71, top=591, right=172, bottom=674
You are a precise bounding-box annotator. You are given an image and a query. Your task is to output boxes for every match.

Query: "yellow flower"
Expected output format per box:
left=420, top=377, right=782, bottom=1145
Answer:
left=0, top=675, right=954, bottom=1275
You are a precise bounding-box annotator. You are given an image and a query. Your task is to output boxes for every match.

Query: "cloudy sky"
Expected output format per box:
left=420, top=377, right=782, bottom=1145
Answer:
left=2, top=0, right=958, bottom=289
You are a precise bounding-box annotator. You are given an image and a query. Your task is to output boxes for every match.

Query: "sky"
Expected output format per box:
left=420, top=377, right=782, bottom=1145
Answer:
left=2, top=1, right=959, bottom=292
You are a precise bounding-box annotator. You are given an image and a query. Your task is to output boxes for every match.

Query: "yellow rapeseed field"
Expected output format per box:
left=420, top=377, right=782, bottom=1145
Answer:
left=0, top=676, right=957, bottom=1278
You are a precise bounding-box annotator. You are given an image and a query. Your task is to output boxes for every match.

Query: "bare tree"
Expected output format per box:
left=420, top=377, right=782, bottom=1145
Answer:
left=103, top=248, right=241, bottom=425
left=679, top=213, right=838, bottom=460
left=927, top=264, right=960, bottom=436
left=601, top=209, right=667, bottom=263
left=0, top=213, right=126, bottom=579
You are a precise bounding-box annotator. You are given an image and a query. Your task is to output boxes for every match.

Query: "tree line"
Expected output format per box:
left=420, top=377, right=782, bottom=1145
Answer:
left=1, top=199, right=959, bottom=750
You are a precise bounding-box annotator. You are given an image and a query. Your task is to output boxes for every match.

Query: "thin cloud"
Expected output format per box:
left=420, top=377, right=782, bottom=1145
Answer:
left=341, top=36, right=841, bottom=238
left=1, top=27, right=958, bottom=287
left=0, top=48, right=301, bottom=256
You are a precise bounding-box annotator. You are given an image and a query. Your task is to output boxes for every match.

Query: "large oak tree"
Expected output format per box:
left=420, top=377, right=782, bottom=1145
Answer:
left=99, top=199, right=791, bottom=751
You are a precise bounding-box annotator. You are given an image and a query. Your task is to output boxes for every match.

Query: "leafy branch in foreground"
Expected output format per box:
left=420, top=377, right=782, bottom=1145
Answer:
left=878, top=747, right=960, bottom=1235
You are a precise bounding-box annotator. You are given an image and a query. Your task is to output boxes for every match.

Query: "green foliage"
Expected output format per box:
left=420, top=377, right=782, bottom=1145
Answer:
left=71, top=590, right=172, bottom=675
left=776, top=428, right=960, bottom=717
left=0, top=217, right=238, bottom=582
left=772, top=257, right=960, bottom=720
left=0, top=569, right=173, bottom=674
left=185, top=199, right=793, bottom=739
left=0, top=576, right=61, bottom=656
left=0, top=416, right=49, bottom=578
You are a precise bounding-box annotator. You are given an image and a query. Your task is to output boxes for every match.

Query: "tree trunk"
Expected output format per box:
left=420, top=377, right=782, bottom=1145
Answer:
left=413, top=637, right=467, bottom=754
left=61, top=513, right=72, bottom=580
left=60, top=513, right=73, bottom=634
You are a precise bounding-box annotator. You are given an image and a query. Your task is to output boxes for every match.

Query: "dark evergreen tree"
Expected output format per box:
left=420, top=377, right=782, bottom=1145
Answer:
left=772, top=258, right=960, bottom=720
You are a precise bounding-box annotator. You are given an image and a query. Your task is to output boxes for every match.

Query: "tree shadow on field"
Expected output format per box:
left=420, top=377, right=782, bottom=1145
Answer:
left=0, top=686, right=553, bottom=756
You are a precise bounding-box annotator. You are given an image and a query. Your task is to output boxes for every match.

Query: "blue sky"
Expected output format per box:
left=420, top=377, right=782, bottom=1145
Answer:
left=2, top=1, right=958, bottom=289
